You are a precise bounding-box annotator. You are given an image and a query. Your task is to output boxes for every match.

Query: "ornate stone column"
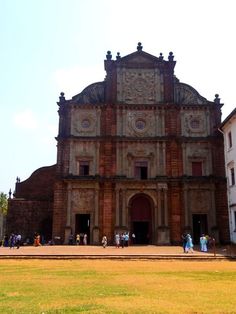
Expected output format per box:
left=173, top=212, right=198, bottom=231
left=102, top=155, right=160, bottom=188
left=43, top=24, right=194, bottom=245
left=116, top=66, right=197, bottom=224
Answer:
left=92, top=187, right=100, bottom=244
left=157, top=183, right=169, bottom=244
left=183, top=184, right=189, bottom=228
left=115, top=188, right=120, bottom=227
left=64, top=182, right=72, bottom=244
left=210, top=185, right=219, bottom=242
left=122, top=189, right=127, bottom=227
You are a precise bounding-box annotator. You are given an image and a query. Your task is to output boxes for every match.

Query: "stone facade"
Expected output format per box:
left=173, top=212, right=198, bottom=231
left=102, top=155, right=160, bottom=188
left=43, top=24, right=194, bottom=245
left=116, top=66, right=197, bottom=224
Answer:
left=53, top=44, right=229, bottom=245
left=7, top=44, right=230, bottom=245
left=7, top=165, right=56, bottom=242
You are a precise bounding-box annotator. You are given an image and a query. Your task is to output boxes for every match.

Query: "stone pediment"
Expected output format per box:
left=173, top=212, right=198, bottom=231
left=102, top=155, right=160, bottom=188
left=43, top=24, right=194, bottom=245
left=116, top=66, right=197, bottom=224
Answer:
left=174, top=82, right=208, bottom=105
left=119, top=51, right=160, bottom=65
left=72, top=82, right=105, bottom=104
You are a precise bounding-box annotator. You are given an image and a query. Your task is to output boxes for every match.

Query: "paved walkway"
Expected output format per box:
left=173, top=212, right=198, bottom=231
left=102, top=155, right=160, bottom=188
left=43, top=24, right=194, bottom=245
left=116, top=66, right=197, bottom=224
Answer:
left=0, top=245, right=234, bottom=260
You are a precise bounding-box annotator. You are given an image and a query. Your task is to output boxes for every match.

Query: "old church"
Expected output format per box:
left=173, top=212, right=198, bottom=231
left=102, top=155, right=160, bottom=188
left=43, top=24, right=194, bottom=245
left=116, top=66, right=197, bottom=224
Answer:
left=7, top=43, right=229, bottom=245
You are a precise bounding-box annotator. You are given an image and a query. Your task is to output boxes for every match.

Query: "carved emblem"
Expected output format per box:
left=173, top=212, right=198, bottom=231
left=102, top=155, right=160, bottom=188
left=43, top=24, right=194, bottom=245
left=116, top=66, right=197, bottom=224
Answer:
left=117, top=68, right=162, bottom=104
left=72, top=189, right=94, bottom=212
left=183, top=113, right=205, bottom=134
left=127, top=111, right=152, bottom=136
left=72, top=110, right=96, bottom=134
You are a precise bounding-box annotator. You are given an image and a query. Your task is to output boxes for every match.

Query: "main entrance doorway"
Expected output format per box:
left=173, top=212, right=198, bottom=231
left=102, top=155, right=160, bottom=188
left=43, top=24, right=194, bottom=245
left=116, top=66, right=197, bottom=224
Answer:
left=192, top=214, right=208, bottom=244
left=129, top=194, right=152, bottom=244
left=75, top=214, right=90, bottom=244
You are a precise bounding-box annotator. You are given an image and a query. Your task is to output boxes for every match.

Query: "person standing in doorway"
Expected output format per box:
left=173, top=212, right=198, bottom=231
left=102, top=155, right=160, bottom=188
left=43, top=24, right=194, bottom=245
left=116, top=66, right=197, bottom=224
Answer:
left=200, top=234, right=208, bottom=252
left=83, top=233, right=88, bottom=245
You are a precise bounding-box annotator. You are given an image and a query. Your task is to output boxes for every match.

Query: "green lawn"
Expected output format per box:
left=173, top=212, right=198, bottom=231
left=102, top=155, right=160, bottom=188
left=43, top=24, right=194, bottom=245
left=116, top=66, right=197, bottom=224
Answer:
left=0, top=260, right=236, bottom=314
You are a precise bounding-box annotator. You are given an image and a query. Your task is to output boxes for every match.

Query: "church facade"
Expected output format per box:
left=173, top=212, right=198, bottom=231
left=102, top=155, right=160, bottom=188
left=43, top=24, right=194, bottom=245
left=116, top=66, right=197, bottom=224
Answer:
left=7, top=44, right=229, bottom=245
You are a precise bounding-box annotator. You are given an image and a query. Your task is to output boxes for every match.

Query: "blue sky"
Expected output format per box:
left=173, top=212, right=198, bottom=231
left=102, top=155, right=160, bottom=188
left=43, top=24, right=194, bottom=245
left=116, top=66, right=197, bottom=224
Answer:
left=0, top=0, right=235, bottom=194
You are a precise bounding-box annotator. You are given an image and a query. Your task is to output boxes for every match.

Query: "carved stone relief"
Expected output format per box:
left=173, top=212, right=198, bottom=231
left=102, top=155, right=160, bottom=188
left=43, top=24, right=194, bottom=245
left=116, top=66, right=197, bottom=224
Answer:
left=181, top=112, right=207, bottom=136
left=189, top=189, right=211, bottom=213
left=174, top=83, right=207, bottom=105
left=72, top=189, right=95, bottom=212
left=117, top=68, right=163, bottom=104
left=126, top=111, right=155, bottom=137
left=71, top=109, right=100, bottom=136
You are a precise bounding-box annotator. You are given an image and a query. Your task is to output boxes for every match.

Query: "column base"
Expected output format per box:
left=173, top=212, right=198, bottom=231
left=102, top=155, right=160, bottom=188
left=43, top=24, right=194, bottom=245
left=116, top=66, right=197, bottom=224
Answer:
left=92, top=227, right=100, bottom=245
left=64, top=226, right=72, bottom=245
left=157, top=226, right=170, bottom=245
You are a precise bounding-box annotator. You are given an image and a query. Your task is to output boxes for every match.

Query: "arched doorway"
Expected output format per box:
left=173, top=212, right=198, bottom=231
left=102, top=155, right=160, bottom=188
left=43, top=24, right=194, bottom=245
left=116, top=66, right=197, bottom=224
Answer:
left=129, top=194, right=153, bottom=244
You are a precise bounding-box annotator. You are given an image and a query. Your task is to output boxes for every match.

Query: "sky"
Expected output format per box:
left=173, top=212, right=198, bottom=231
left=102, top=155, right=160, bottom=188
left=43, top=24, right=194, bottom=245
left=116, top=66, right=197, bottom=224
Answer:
left=0, top=0, right=235, bottom=194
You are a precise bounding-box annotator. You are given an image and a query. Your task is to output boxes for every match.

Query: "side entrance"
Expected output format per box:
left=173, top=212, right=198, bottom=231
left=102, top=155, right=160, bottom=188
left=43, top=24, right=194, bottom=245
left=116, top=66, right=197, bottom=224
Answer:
left=129, top=194, right=153, bottom=244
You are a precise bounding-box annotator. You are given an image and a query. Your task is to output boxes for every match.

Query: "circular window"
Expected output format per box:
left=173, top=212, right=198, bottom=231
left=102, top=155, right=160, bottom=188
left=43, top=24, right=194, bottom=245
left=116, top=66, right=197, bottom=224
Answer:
left=81, top=119, right=90, bottom=129
left=190, top=118, right=200, bottom=129
left=135, top=119, right=146, bottom=130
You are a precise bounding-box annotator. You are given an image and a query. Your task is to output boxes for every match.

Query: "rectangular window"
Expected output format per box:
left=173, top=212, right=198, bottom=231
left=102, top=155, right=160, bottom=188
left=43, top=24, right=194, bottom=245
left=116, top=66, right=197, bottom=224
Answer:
left=228, top=131, right=232, bottom=148
left=79, top=161, right=89, bottom=175
left=230, top=167, right=235, bottom=185
left=192, top=161, right=202, bottom=176
left=134, top=161, right=148, bottom=180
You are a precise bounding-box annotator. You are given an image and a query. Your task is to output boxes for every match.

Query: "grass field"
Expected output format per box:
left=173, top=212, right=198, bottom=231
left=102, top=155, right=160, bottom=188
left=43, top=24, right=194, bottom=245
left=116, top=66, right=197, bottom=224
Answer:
left=0, top=259, right=236, bottom=314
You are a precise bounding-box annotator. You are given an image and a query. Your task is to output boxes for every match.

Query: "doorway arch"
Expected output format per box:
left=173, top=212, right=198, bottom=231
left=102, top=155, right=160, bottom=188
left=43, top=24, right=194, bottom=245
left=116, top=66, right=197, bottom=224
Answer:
left=129, top=194, right=153, bottom=244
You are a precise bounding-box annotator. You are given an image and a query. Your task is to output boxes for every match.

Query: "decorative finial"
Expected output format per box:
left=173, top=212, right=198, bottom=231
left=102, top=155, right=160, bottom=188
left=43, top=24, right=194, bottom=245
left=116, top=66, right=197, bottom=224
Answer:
left=159, top=53, right=164, bottom=61
left=59, top=92, right=65, bottom=103
left=168, top=51, right=174, bottom=61
left=137, top=42, right=143, bottom=51
left=214, top=94, right=220, bottom=104
left=9, top=189, right=12, bottom=198
left=16, top=176, right=20, bottom=183
left=116, top=52, right=121, bottom=60
left=106, top=51, right=112, bottom=60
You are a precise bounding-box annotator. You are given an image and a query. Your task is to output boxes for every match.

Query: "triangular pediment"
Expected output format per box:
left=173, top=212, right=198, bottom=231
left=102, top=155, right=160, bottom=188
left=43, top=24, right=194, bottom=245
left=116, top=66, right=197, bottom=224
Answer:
left=120, top=50, right=160, bottom=64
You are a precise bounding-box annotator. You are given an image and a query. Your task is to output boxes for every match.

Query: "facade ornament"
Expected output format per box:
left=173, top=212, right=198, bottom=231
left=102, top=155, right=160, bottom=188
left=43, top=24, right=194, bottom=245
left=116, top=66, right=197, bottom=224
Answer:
left=214, top=94, right=220, bottom=104
left=137, top=42, right=143, bottom=51
left=168, top=51, right=174, bottom=61
left=106, top=50, right=112, bottom=60
left=59, top=92, right=65, bottom=104
left=116, top=52, right=121, bottom=60
left=159, top=53, right=164, bottom=61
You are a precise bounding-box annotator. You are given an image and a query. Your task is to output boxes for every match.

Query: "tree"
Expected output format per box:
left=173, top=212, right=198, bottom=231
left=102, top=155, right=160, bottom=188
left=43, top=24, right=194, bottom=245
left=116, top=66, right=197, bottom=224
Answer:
left=0, top=192, right=8, bottom=214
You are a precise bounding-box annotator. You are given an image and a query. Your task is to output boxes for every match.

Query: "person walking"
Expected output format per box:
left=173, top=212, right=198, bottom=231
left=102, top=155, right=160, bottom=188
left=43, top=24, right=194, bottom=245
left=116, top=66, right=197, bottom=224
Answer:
left=102, top=235, right=107, bottom=248
left=115, top=233, right=120, bottom=248
left=15, top=233, right=22, bottom=249
left=185, top=234, right=194, bottom=253
left=120, top=233, right=125, bottom=248
left=181, top=232, right=188, bottom=253
left=124, top=232, right=129, bottom=247
left=9, top=233, right=15, bottom=249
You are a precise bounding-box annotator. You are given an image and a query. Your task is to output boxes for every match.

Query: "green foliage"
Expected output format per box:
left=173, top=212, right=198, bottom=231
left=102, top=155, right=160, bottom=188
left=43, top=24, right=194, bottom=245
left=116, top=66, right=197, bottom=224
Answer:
left=0, top=192, right=8, bottom=214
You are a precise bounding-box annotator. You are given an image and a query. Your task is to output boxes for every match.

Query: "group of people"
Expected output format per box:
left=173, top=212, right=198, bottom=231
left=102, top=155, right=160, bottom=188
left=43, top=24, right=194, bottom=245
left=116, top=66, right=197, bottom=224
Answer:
left=182, top=233, right=214, bottom=253
left=1, top=233, right=22, bottom=249
left=68, top=233, right=88, bottom=245
left=101, top=232, right=135, bottom=248
left=114, top=232, right=133, bottom=248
